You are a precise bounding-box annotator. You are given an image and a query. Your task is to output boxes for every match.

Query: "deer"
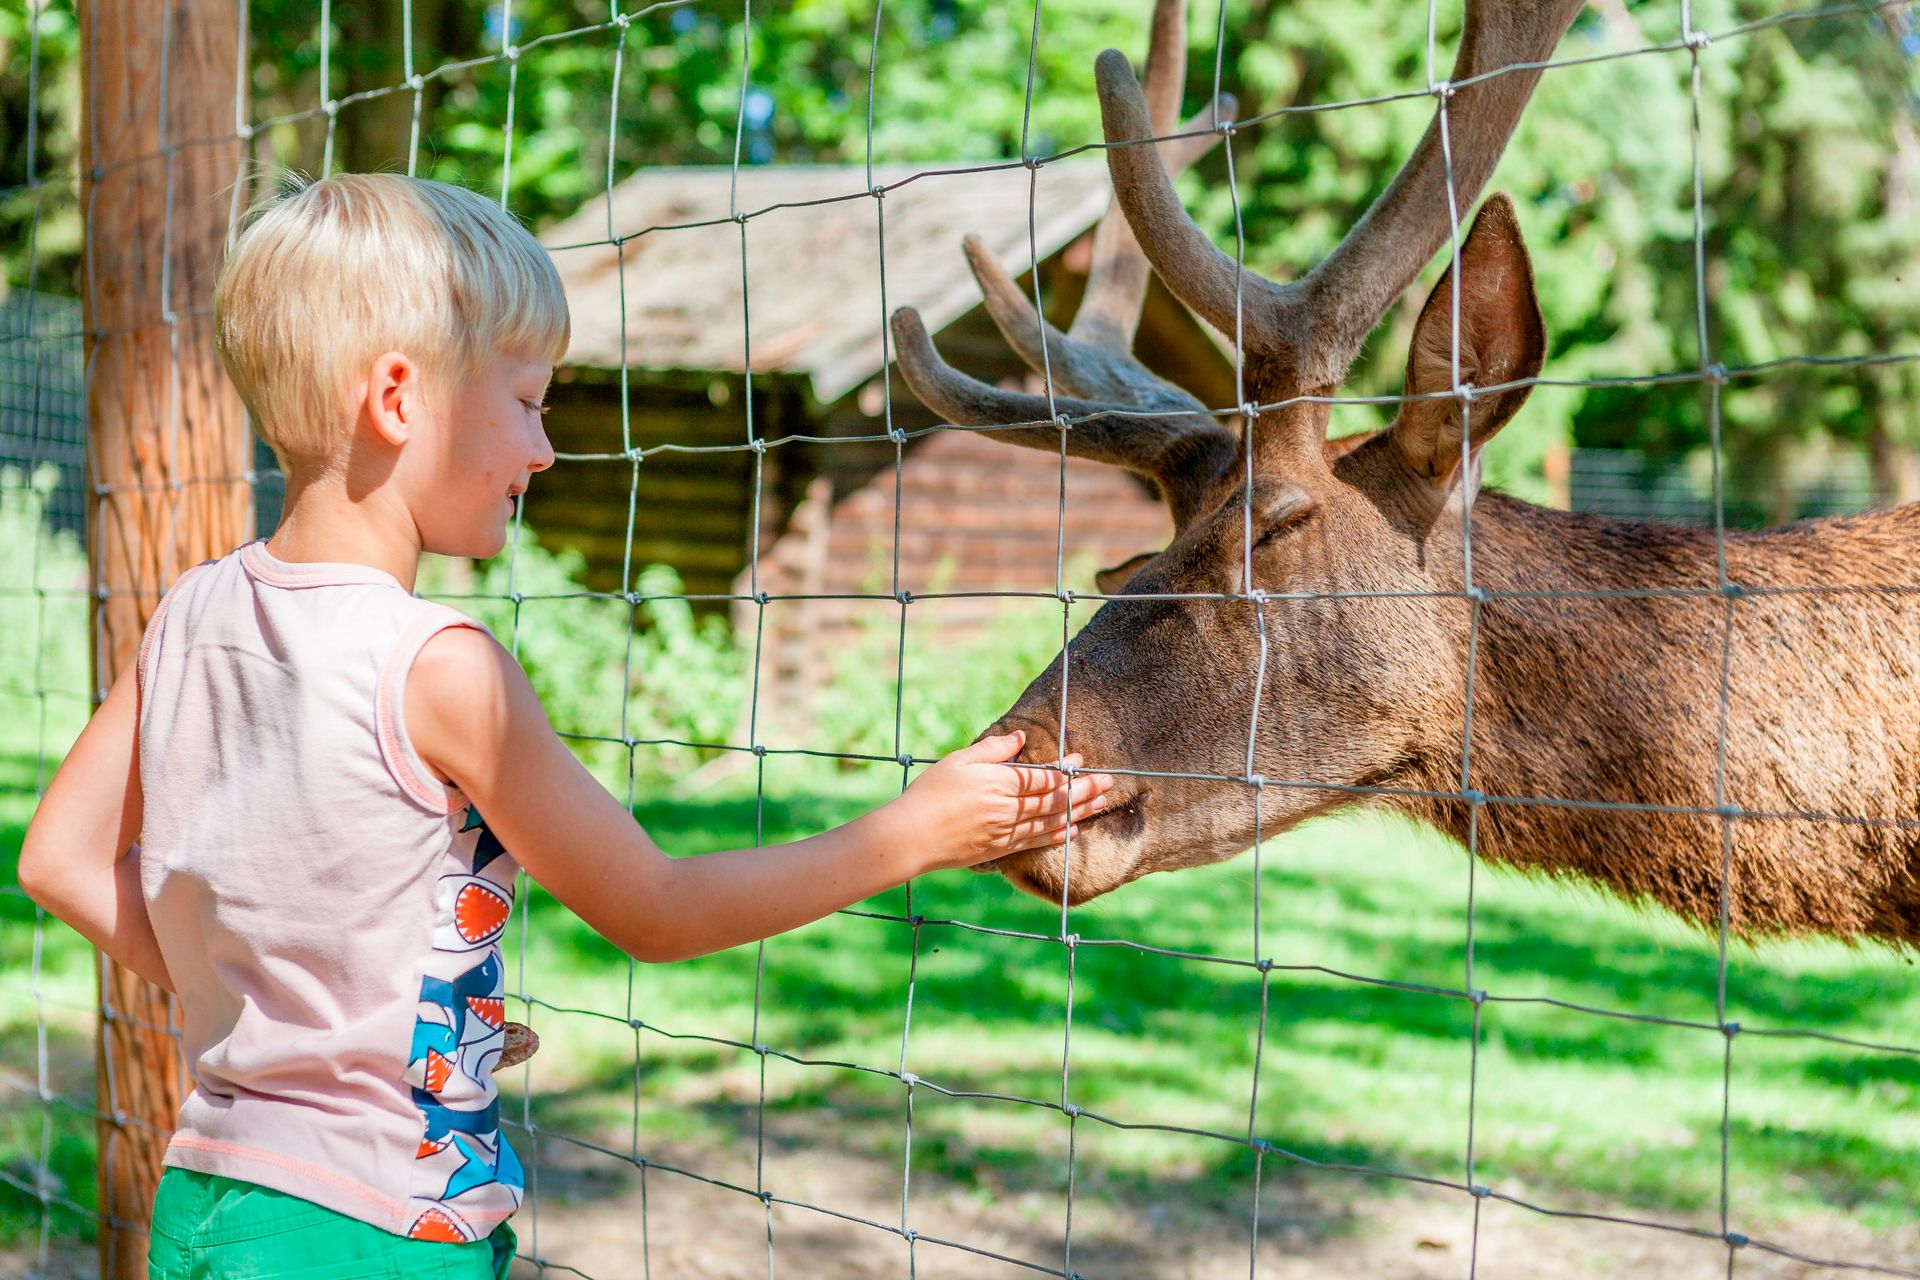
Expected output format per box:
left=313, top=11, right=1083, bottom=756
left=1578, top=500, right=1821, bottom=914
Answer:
left=890, top=0, right=1920, bottom=947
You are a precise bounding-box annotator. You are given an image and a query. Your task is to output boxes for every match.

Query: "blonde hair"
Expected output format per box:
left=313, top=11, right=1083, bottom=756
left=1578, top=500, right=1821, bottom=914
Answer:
left=214, top=172, right=571, bottom=471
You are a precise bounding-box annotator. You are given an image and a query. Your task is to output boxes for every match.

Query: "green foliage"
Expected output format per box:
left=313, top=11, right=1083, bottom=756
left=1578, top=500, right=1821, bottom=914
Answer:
left=0, top=0, right=82, bottom=294
left=810, top=552, right=1099, bottom=768
left=418, top=525, right=749, bottom=794
left=0, top=467, right=89, bottom=785
left=423, top=527, right=1098, bottom=792
left=9, top=0, right=1918, bottom=508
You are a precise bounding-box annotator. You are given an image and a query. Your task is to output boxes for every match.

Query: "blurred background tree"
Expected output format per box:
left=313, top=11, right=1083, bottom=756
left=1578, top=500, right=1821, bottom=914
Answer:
left=4, top=0, right=1917, bottom=518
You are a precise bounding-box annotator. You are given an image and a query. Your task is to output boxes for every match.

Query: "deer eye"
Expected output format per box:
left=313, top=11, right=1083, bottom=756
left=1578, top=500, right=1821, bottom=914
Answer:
left=1253, top=504, right=1314, bottom=547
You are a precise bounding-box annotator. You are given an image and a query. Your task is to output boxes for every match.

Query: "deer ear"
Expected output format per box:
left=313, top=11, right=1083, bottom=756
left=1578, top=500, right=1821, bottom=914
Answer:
left=1095, top=551, right=1159, bottom=595
left=1390, top=194, right=1546, bottom=485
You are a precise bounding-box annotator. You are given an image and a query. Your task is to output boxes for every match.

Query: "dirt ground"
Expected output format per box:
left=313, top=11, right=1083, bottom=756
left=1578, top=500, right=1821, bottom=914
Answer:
left=483, top=1122, right=1917, bottom=1280
left=6, top=1107, right=1914, bottom=1279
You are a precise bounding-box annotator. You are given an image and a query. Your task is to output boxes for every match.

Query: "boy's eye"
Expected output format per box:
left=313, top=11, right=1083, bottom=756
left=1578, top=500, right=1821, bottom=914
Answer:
left=524, top=400, right=551, bottom=415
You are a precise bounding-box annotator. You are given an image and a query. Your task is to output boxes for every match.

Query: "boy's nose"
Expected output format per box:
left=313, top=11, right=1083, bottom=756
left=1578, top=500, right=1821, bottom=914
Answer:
left=530, top=428, right=555, bottom=473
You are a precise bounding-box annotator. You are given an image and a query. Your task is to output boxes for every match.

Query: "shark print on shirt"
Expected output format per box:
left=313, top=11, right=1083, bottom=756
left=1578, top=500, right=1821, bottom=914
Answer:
left=402, top=804, right=525, bottom=1241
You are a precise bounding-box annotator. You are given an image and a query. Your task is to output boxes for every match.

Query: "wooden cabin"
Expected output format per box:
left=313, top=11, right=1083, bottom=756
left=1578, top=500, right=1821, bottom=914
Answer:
left=528, top=161, right=1235, bottom=730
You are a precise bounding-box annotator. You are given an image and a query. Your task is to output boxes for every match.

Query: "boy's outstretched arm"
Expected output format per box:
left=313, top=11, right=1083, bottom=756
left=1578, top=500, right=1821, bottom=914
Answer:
left=410, top=627, right=1112, bottom=964
left=18, top=662, right=175, bottom=992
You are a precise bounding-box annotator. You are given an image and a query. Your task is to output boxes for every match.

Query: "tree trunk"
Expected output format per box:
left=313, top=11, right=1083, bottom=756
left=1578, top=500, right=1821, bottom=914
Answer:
left=78, top=1, right=250, bottom=1275
left=1864, top=380, right=1920, bottom=508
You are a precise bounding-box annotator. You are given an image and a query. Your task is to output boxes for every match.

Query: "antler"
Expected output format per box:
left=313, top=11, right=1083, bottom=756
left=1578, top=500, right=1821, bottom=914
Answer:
left=891, top=0, right=1237, bottom=526
left=1097, top=0, right=1586, bottom=397
left=889, top=309, right=1228, bottom=529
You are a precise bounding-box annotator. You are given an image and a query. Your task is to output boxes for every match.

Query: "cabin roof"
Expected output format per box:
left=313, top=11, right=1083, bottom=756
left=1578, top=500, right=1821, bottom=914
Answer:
left=539, top=159, right=1116, bottom=404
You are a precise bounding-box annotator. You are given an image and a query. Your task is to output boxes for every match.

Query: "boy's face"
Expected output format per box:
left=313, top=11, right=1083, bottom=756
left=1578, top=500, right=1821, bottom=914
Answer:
left=414, top=350, right=555, bottom=560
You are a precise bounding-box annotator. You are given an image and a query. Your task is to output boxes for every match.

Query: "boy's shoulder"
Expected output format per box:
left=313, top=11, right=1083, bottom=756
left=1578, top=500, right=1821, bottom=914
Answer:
left=407, top=623, right=544, bottom=788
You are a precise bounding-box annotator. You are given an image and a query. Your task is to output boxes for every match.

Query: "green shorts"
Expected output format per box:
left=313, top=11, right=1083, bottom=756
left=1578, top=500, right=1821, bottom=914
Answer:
left=148, top=1166, right=516, bottom=1279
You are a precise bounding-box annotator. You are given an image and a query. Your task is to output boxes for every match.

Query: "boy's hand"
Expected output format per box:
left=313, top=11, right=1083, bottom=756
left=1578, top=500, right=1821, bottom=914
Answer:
left=900, top=730, right=1116, bottom=873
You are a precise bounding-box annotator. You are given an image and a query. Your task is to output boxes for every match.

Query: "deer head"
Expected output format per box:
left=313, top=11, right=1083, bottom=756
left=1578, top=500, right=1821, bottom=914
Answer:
left=892, top=0, right=1588, bottom=906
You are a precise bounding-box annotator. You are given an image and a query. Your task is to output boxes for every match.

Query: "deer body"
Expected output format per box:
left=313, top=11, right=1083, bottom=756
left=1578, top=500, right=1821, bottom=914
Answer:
left=1386, top=481, right=1920, bottom=942
left=891, top=0, right=1920, bottom=945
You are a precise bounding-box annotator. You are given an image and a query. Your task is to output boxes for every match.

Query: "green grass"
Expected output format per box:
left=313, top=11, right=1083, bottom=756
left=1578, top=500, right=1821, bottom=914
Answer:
left=5, top=760, right=1918, bottom=1256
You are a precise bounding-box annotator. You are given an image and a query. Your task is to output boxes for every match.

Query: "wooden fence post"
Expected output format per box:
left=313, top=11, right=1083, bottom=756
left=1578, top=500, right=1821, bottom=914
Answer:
left=78, top=1, right=250, bottom=1275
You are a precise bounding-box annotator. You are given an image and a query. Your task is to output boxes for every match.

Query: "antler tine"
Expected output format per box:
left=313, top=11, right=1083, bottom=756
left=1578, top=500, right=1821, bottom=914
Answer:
left=961, top=0, right=1232, bottom=406
left=1067, top=93, right=1235, bottom=353
left=961, top=230, right=1210, bottom=415
left=1068, top=0, right=1235, bottom=350
left=1297, top=0, right=1587, bottom=377
left=888, top=308, right=1233, bottom=529
left=1099, top=0, right=1586, bottom=392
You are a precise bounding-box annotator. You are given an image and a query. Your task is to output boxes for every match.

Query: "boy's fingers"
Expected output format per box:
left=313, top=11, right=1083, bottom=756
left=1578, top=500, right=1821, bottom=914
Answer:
left=1070, top=775, right=1111, bottom=807
left=1010, top=781, right=1071, bottom=823
left=961, top=729, right=1026, bottom=763
left=1070, top=791, right=1107, bottom=821
left=1006, top=774, right=1112, bottom=829
left=1004, top=763, right=1066, bottom=795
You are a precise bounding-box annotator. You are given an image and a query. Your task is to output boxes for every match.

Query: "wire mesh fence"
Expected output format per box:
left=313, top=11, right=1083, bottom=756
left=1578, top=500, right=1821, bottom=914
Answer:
left=3, top=0, right=1920, bottom=1277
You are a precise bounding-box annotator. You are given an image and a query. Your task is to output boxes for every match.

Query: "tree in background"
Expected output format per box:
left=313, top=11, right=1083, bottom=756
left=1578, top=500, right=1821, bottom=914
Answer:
left=3, top=0, right=1916, bottom=515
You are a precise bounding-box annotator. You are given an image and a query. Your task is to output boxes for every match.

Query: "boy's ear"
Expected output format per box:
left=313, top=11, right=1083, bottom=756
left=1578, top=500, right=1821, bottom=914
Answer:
left=363, top=351, right=417, bottom=448
left=1389, top=194, right=1546, bottom=486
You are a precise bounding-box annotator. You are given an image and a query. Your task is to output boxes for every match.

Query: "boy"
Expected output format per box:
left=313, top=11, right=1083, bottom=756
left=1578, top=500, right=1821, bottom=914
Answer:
left=20, top=172, right=1111, bottom=1278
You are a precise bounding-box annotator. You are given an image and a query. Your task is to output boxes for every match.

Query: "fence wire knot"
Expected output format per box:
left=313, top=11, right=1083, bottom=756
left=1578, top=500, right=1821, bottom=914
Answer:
left=1726, top=1232, right=1750, bottom=1248
left=1685, top=28, right=1713, bottom=51
left=1430, top=79, right=1455, bottom=101
left=888, top=426, right=908, bottom=445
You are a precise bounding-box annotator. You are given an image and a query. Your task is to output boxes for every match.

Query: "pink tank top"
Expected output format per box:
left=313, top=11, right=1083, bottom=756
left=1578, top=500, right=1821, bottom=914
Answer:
left=135, top=538, right=523, bottom=1242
